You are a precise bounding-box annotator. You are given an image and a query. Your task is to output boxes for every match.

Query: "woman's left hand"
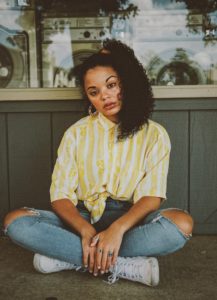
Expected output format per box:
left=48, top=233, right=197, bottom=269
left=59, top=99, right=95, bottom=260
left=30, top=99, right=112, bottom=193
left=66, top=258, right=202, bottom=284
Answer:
left=90, top=225, right=124, bottom=275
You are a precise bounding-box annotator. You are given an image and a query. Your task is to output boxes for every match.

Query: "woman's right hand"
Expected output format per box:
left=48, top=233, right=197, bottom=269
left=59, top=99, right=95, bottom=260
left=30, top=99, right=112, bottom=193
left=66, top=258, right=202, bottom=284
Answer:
left=81, top=225, right=97, bottom=273
left=51, top=199, right=99, bottom=273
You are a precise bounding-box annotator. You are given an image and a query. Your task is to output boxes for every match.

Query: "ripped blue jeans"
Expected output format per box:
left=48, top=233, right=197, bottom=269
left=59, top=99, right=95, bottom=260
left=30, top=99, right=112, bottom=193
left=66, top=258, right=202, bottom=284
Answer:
left=4, top=199, right=191, bottom=266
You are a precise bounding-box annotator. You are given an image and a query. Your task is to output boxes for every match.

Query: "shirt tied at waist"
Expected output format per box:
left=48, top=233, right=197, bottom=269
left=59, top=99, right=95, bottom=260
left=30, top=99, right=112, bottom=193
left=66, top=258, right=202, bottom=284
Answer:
left=83, top=192, right=109, bottom=223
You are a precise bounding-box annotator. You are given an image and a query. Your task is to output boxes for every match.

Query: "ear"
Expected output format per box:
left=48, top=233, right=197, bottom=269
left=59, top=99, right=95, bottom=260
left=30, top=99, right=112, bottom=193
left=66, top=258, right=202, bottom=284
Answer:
left=99, top=49, right=110, bottom=54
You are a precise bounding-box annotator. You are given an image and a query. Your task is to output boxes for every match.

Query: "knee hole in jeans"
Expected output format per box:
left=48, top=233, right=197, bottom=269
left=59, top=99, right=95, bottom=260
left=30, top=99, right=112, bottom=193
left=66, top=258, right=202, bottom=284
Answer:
left=3, top=207, right=39, bottom=230
left=161, top=209, right=194, bottom=237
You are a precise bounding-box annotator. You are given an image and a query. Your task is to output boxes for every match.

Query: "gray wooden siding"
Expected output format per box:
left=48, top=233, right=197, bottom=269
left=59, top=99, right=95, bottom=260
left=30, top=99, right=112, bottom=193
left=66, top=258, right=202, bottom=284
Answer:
left=0, top=99, right=216, bottom=234
left=7, top=113, right=52, bottom=210
left=0, top=113, right=9, bottom=225
left=190, top=111, right=217, bottom=233
left=152, top=111, right=189, bottom=211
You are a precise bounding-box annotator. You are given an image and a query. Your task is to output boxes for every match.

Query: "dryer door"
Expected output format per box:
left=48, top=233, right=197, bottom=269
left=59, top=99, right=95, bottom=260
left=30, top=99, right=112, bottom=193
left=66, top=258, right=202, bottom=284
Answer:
left=54, top=49, right=97, bottom=88
left=0, top=44, right=13, bottom=88
left=0, top=26, right=29, bottom=88
left=147, top=48, right=207, bottom=86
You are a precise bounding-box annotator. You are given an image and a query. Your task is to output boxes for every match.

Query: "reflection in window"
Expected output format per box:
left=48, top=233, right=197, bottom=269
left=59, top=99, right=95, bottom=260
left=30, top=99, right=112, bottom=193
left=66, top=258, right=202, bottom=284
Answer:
left=0, top=5, right=37, bottom=88
left=0, top=0, right=216, bottom=88
left=128, top=1, right=217, bottom=85
left=146, top=48, right=208, bottom=85
left=41, top=15, right=111, bottom=87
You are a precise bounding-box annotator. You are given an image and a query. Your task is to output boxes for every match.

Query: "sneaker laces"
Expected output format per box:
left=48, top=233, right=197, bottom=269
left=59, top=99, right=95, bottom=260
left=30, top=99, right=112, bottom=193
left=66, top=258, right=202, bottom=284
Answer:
left=107, top=257, right=146, bottom=284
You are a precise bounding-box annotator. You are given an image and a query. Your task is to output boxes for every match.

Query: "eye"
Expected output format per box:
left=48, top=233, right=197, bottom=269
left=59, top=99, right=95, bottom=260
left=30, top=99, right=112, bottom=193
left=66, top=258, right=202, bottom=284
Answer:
left=89, top=90, right=98, bottom=97
left=107, top=82, right=117, bottom=89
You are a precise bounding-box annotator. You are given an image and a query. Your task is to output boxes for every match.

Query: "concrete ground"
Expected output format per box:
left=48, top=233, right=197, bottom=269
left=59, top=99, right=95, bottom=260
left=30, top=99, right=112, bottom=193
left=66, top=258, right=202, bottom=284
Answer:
left=0, top=235, right=217, bottom=300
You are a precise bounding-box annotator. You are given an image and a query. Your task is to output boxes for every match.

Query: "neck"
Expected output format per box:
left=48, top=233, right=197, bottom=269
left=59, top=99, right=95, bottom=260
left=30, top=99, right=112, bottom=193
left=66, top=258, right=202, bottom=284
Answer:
left=107, top=115, right=119, bottom=123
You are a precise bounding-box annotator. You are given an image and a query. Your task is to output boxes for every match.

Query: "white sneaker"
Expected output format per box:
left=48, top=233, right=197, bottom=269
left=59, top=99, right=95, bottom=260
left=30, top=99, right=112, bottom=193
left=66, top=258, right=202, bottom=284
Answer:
left=108, top=256, right=159, bottom=286
left=33, top=253, right=81, bottom=274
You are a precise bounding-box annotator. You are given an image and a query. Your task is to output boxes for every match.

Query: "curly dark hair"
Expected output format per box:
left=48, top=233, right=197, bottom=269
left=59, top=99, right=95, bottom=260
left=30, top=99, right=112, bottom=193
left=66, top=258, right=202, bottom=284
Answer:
left=74, top=39, right=155, bottom=140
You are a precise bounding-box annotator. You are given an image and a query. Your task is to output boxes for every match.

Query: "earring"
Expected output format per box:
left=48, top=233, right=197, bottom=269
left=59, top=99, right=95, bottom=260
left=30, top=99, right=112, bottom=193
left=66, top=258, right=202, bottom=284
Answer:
left=88, top=104, right=98, bottom=117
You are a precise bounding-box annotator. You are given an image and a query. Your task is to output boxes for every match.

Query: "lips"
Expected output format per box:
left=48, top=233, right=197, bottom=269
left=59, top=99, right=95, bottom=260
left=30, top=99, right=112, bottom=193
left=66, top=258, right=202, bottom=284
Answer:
left=103, top=102, right=117, bottom=110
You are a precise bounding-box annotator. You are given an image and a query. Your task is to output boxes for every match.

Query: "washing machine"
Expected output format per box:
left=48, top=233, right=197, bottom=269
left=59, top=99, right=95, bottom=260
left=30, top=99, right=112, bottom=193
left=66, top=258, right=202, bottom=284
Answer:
left=132, top=10, right=217, bottom=85
left=41, top=16, right=110, bottom=87
left=0, top=0, right=38, bottom=88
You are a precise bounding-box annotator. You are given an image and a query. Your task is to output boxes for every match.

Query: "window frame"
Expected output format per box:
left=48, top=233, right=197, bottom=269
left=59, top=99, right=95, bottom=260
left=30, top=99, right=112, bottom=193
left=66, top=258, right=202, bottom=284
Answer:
left=0, top=85, right=216, bottom=101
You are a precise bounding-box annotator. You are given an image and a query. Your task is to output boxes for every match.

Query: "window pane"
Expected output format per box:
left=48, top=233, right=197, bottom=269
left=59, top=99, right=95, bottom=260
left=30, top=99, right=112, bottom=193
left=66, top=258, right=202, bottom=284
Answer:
left=0, top=0, right=37, bottom=88
left=0, top=0, right=216, bottom=88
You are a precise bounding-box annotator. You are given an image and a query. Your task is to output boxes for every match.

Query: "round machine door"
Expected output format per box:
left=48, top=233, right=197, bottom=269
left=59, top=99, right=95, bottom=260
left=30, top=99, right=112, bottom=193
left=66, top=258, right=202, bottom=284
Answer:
left=0, top=26, right=28, bottom=88
left=53, top=49, right=97, bottom=88
left=147, top=48, right=207, bottom=85
left=0, top=44, right=13, bottom=88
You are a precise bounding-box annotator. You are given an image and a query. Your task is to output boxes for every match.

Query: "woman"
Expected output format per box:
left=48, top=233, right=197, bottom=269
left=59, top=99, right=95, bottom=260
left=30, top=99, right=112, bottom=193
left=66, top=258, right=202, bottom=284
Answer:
left=3, top=39, right=193, bottom=287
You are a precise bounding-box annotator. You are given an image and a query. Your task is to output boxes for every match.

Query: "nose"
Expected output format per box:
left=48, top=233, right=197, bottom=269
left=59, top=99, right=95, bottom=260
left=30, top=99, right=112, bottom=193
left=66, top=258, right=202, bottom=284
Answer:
left=100, top=87, right=110, bottom=101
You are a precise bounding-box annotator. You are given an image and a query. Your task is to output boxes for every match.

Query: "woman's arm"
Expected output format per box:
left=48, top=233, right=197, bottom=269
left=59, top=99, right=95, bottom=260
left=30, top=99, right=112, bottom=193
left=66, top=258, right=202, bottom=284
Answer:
left=51, top=199, right=95, bottom=236
left=110, top=196, right=161, bottom=235
left=51, top=199, right=97, bottom=269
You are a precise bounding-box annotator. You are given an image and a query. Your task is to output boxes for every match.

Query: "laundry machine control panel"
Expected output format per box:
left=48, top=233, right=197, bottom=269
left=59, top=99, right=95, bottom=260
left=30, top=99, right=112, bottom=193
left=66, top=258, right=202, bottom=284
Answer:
left=42, top=16, right=110, bottom=42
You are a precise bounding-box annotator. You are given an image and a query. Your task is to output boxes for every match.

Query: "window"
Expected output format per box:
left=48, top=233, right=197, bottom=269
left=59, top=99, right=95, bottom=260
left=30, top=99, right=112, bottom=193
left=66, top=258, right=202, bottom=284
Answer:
left=0, top=0, right=216, bottom=94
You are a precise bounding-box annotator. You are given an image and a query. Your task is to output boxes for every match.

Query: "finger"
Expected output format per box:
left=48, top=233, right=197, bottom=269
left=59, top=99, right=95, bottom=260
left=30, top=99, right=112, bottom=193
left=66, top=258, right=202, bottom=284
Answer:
left=96, top=247, right=103, bottom=271
left=111, top=250, right=118, bottom=267
left=94, top=247, right=103, bottom=276
left=82, top=246, right=89, bottom=268
left=88, top=246, right=96, bottom=273
left=93, top=255, right=99, bottom=277
left=105, top=251, right=113, bottom=273
left=100, top=249, right=109, bottom=273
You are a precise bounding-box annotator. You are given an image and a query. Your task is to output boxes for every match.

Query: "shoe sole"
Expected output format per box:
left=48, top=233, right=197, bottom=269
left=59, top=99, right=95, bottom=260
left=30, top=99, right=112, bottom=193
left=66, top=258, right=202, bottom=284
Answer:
left=150, top=257, right=159, bottom=287
left=33, top=254, right=48, bottom=273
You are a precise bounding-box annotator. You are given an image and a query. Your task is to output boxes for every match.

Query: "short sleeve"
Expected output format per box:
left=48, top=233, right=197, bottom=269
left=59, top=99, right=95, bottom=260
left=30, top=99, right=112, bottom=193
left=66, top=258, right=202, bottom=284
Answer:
left=133, top=127, right=171, bottom=202
left=50, top=129, right=78, bottom=206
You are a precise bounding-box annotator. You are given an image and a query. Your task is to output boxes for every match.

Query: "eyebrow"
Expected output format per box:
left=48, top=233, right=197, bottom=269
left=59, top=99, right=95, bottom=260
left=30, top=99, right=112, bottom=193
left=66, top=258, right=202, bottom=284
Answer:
left=87, top=75, right=118, bottom=90
left=106, top=75, right=118, bottom=82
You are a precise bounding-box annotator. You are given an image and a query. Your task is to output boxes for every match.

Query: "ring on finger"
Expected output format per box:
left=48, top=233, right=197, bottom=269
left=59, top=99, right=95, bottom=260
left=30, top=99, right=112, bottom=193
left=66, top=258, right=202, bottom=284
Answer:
left=108, top=251, right=113, bottom=257
left=98, top=248, right=103, bottom=253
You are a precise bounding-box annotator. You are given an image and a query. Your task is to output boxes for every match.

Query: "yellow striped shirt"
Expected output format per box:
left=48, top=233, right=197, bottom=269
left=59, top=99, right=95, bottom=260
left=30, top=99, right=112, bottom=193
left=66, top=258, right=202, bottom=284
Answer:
left=50, top=112, right=171, bottom=223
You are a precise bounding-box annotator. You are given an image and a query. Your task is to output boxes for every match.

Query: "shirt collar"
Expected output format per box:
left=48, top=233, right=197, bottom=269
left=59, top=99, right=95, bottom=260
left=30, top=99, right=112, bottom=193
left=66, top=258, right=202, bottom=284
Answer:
left=97, top=113, right=117, bottom=131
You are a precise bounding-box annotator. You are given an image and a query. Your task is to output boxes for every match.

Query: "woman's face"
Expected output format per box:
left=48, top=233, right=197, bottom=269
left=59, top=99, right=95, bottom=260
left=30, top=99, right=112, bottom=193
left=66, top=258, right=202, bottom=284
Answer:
left=84, top=66, right=122, bottom=123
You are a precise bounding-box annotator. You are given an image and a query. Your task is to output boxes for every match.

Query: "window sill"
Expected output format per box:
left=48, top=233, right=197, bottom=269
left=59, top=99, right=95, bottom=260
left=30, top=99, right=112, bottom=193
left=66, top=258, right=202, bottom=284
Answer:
left=0, top=85, right=216, bottom=101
